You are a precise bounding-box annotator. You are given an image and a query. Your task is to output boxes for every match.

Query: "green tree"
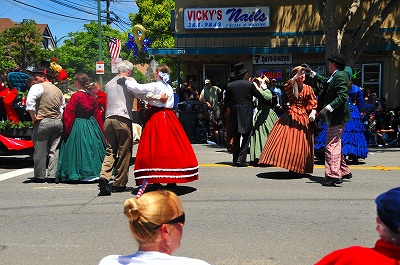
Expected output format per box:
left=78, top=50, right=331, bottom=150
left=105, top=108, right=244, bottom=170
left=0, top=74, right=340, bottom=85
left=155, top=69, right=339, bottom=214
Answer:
left=0, top=19, right=44, bottom=71
left=316, top=0, right=399, bottom=66
left=56, top=22, right=126, bottom=82
left=128, top=0, right=177, bottom=81
left=55, top=22, right=145, bottom=84
left=0, top=39, right=17, bottom=73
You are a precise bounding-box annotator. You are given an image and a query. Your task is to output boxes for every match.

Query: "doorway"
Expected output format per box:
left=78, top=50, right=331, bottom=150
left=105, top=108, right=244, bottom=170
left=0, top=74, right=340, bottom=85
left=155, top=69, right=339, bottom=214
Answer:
left=202, top=64, right=230, bottom=90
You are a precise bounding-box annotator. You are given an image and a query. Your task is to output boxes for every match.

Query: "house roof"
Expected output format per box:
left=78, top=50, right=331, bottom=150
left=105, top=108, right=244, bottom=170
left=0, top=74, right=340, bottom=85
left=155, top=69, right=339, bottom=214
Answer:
left=0, top=18, right=55, bottom=49
left=0, top=18, right=49, bottom=35
left=0, top=18, right=16, bottom=32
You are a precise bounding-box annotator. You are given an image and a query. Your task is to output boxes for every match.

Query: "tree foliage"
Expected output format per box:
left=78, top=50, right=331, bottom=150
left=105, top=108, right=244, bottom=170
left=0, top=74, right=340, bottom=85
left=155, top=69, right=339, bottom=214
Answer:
left=56, top=22, right=123, bottom=81
left=0, top=19, right=45, bottom=71
left=128, top=0, right=177, bottom=81
left=315, top=0, right=399, bottom=66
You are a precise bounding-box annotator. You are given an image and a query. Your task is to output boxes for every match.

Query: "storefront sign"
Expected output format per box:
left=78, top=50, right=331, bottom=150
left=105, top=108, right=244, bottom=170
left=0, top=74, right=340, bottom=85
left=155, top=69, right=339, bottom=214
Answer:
left=184, top=7, right=270, bottom=29
left=253, top=54, right=292, bottom=65
left=259, top=70, right=283, bottom=80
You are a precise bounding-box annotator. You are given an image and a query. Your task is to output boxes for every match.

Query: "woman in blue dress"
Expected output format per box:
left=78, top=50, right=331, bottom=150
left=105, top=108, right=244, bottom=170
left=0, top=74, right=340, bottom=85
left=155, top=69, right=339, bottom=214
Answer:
left=314, top=66, right=368, bottom=163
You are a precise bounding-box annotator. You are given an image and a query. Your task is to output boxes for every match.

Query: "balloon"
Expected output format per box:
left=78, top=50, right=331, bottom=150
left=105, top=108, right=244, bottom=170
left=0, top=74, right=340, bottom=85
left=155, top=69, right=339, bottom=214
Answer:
left=125, top=24, right=152, bottom=57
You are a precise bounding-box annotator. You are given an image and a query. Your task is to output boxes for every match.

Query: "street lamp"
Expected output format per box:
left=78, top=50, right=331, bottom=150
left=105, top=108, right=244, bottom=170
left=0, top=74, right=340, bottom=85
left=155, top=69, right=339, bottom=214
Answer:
left=54, top=35, right=70, bottom=48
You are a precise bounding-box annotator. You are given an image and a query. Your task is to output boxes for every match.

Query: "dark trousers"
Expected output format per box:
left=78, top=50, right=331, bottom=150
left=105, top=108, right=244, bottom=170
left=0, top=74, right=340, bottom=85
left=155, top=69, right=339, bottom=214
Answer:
left=232, top=129, right=252, bottom=165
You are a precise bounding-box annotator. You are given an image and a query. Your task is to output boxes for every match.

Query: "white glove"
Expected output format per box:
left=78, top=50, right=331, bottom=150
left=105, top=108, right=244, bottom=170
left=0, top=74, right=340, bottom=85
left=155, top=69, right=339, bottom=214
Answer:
left=260, top=83, right=267, bottom=90
left=293, top=81, right=299, bottom=99
left=294, top=68, right=305, bottom=80
left=253, top=82, right=261, bottom=91
left=309, top=109, right=317, bottom=122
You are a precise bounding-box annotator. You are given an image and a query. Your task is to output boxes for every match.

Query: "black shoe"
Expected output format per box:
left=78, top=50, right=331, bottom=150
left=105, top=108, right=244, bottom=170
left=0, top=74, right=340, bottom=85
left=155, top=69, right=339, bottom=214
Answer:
left=31, top=177, right=46, bottom=183
left=322, top=176, right=343, bottom=186
left=98, top=177, right=111, bottom=196
left=234, top=162, right=249, bottom=167
left=342, top=173, right=353, bottom=179
left=112, top=185, right=132, bottom=193
left=289, top=170, right=305, bottom=178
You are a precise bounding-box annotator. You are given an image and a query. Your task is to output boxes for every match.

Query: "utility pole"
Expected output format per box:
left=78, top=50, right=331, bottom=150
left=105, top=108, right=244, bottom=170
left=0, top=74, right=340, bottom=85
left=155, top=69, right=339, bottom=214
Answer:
left=106, top=0, right=111, bottom=25
left=97, top=0, right=103, bottom=86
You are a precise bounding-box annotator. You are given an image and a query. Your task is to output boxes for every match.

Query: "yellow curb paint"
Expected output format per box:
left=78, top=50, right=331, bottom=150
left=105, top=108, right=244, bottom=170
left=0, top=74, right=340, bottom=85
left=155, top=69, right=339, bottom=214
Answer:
left=199, top=164, right=400, bottom=170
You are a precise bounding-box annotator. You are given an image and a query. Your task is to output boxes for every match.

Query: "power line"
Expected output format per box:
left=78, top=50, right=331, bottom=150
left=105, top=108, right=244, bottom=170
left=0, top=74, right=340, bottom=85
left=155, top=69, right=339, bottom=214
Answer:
left=49, top=0, right=95, bottom=15
left=4, top=0, right=134, bottom=35
left=8, top=0, right=95, bottom=22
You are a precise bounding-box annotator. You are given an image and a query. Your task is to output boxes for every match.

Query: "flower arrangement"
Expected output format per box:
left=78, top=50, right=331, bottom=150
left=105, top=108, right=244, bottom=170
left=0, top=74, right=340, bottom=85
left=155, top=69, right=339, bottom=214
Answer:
left=0, top=120, right=34, bottom=136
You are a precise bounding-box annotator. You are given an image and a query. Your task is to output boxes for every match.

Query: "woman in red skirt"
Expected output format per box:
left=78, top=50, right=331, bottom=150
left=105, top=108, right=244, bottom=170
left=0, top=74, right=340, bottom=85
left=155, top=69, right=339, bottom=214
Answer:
left=120, top=64, right=199, bottom=188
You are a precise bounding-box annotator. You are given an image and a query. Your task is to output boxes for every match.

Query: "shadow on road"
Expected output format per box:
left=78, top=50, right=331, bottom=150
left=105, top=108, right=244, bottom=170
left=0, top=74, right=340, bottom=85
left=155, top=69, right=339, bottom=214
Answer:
left=131, top=184, right=197, bottom=197
left=0, top=156, right=33, bottom=169
left=256, top=171, right=349, bottom=187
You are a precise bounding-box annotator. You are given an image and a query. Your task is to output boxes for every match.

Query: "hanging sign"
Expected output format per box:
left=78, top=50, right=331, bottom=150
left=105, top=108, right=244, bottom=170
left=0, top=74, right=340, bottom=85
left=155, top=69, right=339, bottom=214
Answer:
left=184, top=6, right=270, bottom=29
left=111, top=58, right=122, bottom=73
left=96, top=61, right=104, bottom=74
left=253, top=54, right=292, bottom=65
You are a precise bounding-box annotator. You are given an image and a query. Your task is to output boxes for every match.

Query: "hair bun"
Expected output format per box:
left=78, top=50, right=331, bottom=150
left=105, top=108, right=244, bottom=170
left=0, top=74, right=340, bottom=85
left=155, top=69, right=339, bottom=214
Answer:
left=124, top=198, right=140, bottom=222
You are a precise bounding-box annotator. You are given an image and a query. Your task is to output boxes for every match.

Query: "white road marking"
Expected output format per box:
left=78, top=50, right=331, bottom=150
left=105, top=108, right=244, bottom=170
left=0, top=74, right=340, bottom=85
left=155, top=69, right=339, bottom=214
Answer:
left=0, top=168, right=34, bottom=182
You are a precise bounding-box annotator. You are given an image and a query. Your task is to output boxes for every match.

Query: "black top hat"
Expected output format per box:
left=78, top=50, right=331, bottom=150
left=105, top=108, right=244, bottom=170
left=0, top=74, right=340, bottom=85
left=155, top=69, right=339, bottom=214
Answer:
left=328, top=53, right=346, bottom=66
left=233, top=62, right=248, bottom=77
left=32, top=67, right=52, bottom=78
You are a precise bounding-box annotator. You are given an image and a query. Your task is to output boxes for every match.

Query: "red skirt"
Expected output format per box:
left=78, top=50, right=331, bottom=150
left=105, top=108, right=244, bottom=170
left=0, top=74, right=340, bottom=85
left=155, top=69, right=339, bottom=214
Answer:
left=134, top=107, right=199, bottom=185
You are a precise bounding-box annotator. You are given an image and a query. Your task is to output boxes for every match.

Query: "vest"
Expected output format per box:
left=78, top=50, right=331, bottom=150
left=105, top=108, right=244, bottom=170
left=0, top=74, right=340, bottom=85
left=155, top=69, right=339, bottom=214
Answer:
left=36, top=82, right=63, bottom=119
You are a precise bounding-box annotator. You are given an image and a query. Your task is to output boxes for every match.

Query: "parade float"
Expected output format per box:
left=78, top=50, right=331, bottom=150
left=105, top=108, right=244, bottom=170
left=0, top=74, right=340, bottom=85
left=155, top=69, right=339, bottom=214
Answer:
left=0, top=59, right=68, bottom=156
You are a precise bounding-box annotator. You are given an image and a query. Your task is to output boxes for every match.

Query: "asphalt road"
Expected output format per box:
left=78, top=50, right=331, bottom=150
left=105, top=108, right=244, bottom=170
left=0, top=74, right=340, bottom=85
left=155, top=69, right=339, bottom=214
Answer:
left=0, top=145, right=399, bottom=265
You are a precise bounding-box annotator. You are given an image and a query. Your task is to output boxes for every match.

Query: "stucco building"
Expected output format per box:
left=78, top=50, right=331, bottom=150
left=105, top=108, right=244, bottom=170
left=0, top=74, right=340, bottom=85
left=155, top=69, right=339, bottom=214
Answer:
left=149, top=0, right=400, bottom=109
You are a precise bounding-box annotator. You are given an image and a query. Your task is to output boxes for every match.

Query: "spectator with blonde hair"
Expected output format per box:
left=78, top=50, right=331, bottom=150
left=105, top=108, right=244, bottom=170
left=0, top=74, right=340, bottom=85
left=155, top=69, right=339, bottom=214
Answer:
left=98, top=190, right=211, bottom=265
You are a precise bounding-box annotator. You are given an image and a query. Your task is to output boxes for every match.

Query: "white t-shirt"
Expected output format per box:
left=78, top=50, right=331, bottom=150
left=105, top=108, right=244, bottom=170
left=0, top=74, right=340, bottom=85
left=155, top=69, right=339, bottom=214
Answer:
left=98, top=251, right=211, bottom=265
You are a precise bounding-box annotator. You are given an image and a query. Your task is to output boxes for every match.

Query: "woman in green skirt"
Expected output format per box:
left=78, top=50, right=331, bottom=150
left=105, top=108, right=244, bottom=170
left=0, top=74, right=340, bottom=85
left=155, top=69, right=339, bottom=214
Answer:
left=56, top=73, right=106, bottom=183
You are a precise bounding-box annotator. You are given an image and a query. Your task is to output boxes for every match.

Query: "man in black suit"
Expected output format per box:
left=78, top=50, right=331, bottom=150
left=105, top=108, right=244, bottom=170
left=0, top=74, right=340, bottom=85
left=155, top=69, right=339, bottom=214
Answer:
left=224, top=62, right=268, bottom=167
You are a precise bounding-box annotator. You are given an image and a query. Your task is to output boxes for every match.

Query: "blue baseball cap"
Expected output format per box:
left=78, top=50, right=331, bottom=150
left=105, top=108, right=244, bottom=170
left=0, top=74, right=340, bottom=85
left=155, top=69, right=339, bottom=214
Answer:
left=375, top=187, right=400, bottom=233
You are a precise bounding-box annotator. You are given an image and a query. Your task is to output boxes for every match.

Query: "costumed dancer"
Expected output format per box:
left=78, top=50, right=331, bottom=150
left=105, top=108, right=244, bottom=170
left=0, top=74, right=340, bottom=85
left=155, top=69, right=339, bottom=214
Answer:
left=118, top=64, right=199, bottom=188
left=249, top=76, right=278, bottom=165
left=258, top=66, right=317, bottom=175
left=314, top=66, right=368, bottom=162
left=56, top=73, right=107, bottom=183
left=224, top=62, right=269, bottom=167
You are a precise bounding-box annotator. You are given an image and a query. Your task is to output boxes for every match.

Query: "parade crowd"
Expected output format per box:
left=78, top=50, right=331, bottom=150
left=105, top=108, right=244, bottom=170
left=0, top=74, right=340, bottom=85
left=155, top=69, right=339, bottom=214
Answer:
left=1, top=55, right=400, bottom=264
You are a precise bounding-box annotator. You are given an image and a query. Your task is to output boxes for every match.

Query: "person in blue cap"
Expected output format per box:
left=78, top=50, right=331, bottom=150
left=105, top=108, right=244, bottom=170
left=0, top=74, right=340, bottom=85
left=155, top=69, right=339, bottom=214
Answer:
left=315, top=186, right=400, bottom=264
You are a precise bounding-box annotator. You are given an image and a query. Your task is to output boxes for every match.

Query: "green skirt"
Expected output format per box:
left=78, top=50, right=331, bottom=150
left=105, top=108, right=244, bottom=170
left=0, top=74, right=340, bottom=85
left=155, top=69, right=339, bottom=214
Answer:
left=56, top=117, right=106, bottom=182
left=250, top=108, right=278, bottom=162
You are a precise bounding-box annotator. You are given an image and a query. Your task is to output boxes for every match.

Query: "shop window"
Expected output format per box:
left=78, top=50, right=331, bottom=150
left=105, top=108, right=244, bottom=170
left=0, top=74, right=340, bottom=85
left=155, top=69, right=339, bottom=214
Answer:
left=362, top=63, right=381, bottom=96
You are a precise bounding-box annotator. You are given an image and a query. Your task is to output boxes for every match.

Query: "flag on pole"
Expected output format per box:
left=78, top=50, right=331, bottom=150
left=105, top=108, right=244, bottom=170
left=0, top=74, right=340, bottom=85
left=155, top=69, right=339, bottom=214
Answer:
left=109, top=38, right=121, bottom=59
left=135, top=179, right=148, bottom=198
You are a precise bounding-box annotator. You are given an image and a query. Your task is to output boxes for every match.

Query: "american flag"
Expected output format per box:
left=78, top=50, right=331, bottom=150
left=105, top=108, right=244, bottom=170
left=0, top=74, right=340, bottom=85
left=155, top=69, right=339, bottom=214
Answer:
left=109, top=38, right=121, bottom=58
left=135, top=179, right=148, bottom=198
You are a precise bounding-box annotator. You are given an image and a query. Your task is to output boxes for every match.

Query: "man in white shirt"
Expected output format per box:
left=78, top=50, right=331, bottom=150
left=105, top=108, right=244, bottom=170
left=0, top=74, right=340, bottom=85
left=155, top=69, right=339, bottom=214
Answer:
left=26, top=67, right=65, bottom=183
